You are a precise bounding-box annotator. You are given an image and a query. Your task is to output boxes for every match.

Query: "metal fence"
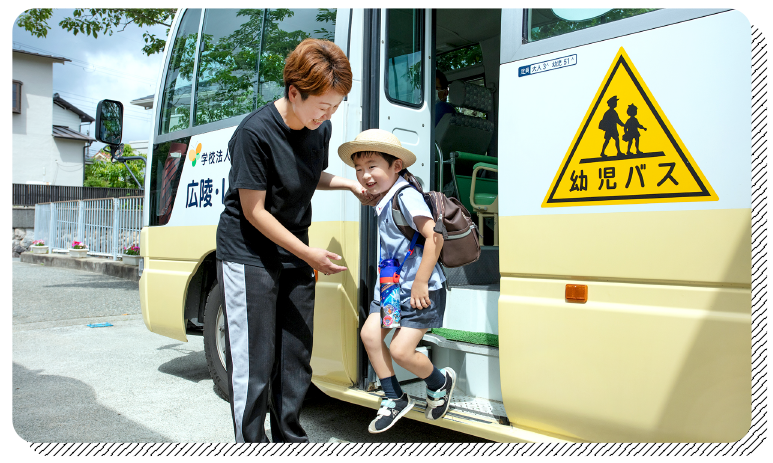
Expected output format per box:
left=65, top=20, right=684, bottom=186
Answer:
left=13, top=184, right=139, bottom=207
left=34, top=197, right=143, bottom=260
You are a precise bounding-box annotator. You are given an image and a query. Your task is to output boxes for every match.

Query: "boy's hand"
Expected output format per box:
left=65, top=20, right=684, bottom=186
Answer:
left=410, top=281, right=431, bottom=309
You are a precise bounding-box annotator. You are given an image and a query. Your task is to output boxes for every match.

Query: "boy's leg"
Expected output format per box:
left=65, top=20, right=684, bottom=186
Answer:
left=361, top=313, right=395, bottom=380
left=362, top=314, right=415, bottom=433
left=268, top=266, right=316, bottom=443
left=390, top=327, right=432, bottom=378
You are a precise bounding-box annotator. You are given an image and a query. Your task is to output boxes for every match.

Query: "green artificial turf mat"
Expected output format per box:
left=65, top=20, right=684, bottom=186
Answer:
left=430, top=327, right=499, bottom=348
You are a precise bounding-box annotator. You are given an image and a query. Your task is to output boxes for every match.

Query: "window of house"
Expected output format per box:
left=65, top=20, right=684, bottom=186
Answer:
left=385, top=9, right=424, bottom=107
left=526, top=9, right=658, bottom=42
left=159, top=9, right=202, bottom=135
left=13, top=80, right=22, bottom=113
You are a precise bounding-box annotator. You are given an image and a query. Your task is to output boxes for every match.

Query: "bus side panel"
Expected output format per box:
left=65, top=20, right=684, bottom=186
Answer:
left=308, top=221, right=361, bottom=387
left=501, top=209, right=750, bottom=284
left=139, top=225, right=217, bottom=342
left=497, top=12, right=751, bottom=442
left=499, top=274, right=750, bottom=442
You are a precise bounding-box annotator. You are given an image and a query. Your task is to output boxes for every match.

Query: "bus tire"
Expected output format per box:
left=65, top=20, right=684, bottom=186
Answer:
left=203, top=281, right=229, bottom=401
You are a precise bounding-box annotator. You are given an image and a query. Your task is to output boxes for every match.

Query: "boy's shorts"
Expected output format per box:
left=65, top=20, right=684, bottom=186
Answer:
left=369, top=283, right=446, bottom=329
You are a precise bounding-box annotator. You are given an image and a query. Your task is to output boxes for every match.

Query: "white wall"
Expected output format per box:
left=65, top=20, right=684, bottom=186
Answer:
left=125, top=140, right=148, bottom=156
left=12, top=52, right=83, bottom=186
left=53, top=104, right=81, bottom=131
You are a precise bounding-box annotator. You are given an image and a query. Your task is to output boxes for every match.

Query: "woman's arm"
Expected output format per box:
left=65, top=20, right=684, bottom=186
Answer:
left=239, top=188, right=347, bottom=274
left=317, top=171, right=380, bottom=206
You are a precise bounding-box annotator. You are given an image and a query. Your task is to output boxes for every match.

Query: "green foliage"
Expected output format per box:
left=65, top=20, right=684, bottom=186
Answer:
left=85, top=145, right=146, bottom=189
left=16, top=8, right=175, bottom=56
left=314, top=9, right=336, bottom=42
left=165, top=8, right=335, bottom=129
left=437, top=44, right=483, bottom=73
left=529, top=9, right=657, bottom=42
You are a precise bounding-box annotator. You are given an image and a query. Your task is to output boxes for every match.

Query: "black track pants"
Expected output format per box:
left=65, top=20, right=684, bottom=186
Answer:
left=217, top=259, right=315, bottom=443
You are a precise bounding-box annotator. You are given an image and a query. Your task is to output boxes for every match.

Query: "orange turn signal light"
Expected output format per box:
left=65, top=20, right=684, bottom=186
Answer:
left=565, top=284, right=588, bottom=303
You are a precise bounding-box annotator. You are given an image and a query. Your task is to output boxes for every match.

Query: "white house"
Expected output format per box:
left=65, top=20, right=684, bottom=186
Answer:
left=128, top=93, right=154, bottom=156
left=13, top=49, right=95, bottom=186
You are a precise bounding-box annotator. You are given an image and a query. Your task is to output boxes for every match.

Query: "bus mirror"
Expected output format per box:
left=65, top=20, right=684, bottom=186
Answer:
left=95, top=99, right=124, bottom=145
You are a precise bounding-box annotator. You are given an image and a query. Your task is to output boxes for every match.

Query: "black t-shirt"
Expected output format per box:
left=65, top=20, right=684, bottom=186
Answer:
left=216, top=102, right=330, bottom=269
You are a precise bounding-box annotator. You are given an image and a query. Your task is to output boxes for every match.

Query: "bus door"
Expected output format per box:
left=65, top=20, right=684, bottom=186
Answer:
left=379, top=9, right=434, bottom=188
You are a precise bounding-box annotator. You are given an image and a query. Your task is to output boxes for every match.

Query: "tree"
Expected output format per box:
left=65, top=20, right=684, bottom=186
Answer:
left=16, top=8, right=176, bottom=55
left=437, top=45, right=483, bottom=73
left=85, top=145, right=146, bottom=188
left=529, top=9, right=657, bottom=42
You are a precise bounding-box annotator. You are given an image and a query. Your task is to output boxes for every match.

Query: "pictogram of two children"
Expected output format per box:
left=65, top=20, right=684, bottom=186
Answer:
left=598, top=95, right=647, bottom=157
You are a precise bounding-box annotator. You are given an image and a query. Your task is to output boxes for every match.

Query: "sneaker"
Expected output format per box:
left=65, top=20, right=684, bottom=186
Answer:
left=425, top=367, right=456, bottom=420
left=368, top=393, right=414, bottom=434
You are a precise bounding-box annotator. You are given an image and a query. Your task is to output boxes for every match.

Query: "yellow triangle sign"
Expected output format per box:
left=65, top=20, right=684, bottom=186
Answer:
left=542, top=47, right=718, bottom=207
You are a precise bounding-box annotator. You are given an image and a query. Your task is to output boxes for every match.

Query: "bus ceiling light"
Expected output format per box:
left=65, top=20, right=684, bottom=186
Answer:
left=565, top=284, right=588, bottom=303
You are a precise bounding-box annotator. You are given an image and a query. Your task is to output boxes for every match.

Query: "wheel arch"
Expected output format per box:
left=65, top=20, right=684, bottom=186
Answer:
left=183, top=251, right=219, bottom=327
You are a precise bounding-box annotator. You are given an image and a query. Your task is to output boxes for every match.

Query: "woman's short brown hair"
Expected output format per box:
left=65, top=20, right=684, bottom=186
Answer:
left=284, top=38, right=353, bottom=100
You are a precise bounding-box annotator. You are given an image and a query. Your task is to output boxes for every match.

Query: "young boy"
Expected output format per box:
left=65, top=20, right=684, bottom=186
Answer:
left=338, top=129, right=456, bottom=433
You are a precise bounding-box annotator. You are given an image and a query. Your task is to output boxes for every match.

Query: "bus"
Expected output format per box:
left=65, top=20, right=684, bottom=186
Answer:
left=99, top=8, right=752, bottom=442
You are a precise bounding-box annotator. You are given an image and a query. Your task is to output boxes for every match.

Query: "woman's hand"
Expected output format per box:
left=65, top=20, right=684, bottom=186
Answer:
left=410, top=281, right=431, bottom=310
left=304, top=247, right=347, bottom=275
left=350, top=182, right=381, bottom=206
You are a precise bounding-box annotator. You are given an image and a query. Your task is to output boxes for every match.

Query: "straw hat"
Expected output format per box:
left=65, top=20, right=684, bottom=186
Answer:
left=338, top=129, right=416, bottom=168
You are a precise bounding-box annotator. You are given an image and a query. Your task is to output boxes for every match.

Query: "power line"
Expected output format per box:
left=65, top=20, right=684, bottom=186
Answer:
left=14, top=41, right=158, bottom=86
left=53, top=89, right=153, bottom=115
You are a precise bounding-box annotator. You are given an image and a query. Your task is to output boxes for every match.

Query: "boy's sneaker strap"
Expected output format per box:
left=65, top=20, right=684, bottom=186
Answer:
left=368, top=393, right=414, bottom=434
left=425, top=367, right=457, bottom=421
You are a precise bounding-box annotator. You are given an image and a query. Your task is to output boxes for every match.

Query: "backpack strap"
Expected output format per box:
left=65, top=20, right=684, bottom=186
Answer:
left=390, top=185, right=426, bottom=245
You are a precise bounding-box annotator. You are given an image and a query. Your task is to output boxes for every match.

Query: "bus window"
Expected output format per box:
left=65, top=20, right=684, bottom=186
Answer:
left=385, top=9, right=424, bottom=107
left=527, top=9, right=657, bottom=42
left=436, top=43, right=482, bottom=73
left=158, top=9, right=201, bottom=135
left=258, top=9, right=338, bottom=103
left=194, top=9, right=265, bottom=126
left=148, top=138, right=190, bottom=226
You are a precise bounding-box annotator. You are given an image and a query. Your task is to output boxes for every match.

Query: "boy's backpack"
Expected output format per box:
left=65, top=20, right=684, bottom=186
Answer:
left=390, top=171, right=480, bottom=268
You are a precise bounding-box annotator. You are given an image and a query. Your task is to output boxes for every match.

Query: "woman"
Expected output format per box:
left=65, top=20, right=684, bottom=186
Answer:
left=216, top=38, right=373, bottom=443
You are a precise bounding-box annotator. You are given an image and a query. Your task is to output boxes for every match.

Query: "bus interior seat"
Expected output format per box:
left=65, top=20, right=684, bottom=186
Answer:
left=435, top=80, right=498, bottom=219
left=469, top=161, right=499, bottom=246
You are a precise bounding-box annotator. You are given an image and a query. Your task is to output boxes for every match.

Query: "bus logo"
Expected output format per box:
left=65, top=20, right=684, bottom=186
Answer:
left=542, top=47, right=717, bottom=207
left=188, top=143, right=203, bottom=166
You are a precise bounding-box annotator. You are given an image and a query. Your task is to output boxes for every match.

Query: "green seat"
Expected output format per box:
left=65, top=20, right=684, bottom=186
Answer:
left=473, top=192, right=497, bottom=206
left=451, top=151, right=499, bottom=212
left=469, top=162, right=499, bottom=246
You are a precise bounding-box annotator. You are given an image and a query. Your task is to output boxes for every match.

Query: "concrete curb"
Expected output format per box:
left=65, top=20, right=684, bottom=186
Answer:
left=19, top=252, right=140, bottom=282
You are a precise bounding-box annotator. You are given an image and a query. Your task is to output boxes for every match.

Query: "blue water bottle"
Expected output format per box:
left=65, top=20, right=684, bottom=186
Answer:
left=379, top=258, right=401, bottom=328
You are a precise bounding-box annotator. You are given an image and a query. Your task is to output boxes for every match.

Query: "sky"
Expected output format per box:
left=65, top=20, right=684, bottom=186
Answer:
left=11, top=8, right=169, bottom=156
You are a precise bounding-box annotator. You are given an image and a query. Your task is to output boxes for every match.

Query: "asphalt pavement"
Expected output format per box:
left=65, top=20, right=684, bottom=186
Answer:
left=12, top=259, right=489, bottom=444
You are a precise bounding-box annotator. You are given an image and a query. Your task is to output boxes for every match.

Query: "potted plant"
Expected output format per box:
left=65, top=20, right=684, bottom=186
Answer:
left=30, top=240, right=48, bottom=254
left=69, top=241, right=88, bottom=258
left=122, top=245, right=141, bottom=266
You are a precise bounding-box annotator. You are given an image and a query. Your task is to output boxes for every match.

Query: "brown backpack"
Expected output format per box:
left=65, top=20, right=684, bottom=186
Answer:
left=390, top=171, right=480, bottom=268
